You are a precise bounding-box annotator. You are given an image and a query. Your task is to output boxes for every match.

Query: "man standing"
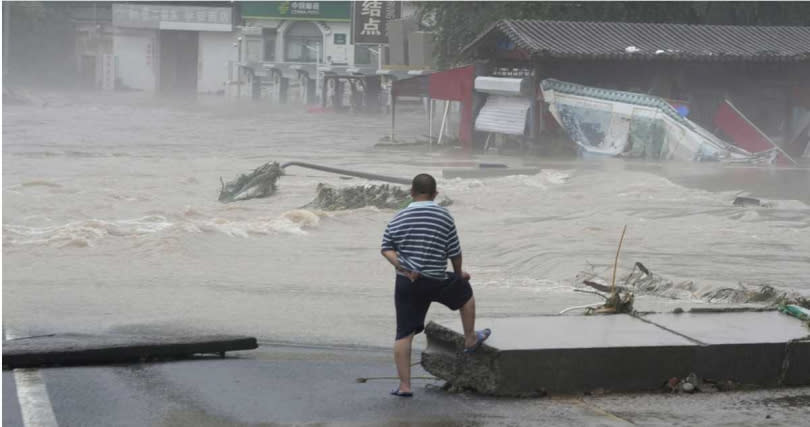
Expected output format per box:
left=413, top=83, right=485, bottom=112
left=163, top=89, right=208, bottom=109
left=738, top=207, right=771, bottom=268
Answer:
left=381, top=173, right=490, bottom=397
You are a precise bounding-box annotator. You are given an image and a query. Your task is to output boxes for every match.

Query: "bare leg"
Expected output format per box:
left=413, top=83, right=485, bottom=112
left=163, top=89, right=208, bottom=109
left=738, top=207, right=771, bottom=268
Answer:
left=394, top=333, right=414, bottom=393
left=459, top=296, right=477, bottom=349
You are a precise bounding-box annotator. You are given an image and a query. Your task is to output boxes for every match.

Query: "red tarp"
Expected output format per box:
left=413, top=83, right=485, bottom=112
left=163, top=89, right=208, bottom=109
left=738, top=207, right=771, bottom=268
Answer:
left=713, top=100, right=796, bottom=166
left=391, top=65, right=475, bottom=150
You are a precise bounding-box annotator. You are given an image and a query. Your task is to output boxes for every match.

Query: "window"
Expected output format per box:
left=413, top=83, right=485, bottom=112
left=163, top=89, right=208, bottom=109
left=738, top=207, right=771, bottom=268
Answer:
left=263, top=28, right=276, bottom=61
left=354, top=45, right=372, bottom=65
left=246, top=39, right=262, bottom=63
left=285, top=22, right=322, bottom=63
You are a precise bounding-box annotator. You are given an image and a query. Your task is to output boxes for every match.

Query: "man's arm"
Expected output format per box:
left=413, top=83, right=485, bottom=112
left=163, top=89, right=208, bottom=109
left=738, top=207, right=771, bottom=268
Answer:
left=382, top=249, right=420, bottom=281
left=446, top=220, right=470, bottom=280
left=381, top=249, right=404, bottom=271
left=450, top=255, right=471, bottom=280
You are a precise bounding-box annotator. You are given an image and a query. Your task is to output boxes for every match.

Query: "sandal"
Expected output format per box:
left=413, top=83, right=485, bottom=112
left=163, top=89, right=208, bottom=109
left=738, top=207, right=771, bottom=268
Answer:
left=463, top=328, right=491, bottom=353
left=390, top=389, right=413, bottom=397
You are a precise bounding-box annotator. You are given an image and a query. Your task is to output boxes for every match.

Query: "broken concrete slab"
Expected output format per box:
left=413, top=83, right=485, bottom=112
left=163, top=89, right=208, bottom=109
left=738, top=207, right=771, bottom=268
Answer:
left=422, top=315, right=698, bottom=396
left=642, top=311, right=810, bottom=387
left=422, top=311, right=810, bottom=396
left=442, top=167, right=540, bottom=179
left=2, top=334, right=258, bottom=369
left=643, top=311, right=809, bottom=345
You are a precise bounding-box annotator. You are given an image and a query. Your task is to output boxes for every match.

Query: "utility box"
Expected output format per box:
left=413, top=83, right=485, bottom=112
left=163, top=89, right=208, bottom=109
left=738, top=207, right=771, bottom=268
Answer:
left=387, top=17, right=418, bottom=66
left=408, top=31, right=435, bottom=68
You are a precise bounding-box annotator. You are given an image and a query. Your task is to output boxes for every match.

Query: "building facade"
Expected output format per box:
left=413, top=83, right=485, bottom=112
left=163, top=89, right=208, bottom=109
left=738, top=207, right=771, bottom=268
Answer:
left=69, top=2, right=114, bottom=90
left=111, top=2, right=237, bottom=95
left=234, top=1, right=431, bottom=107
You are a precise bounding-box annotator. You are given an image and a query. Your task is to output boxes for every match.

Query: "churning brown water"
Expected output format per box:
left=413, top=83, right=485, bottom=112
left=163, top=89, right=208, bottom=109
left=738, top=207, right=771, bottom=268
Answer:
left=3, top=92, right=809, bottom=349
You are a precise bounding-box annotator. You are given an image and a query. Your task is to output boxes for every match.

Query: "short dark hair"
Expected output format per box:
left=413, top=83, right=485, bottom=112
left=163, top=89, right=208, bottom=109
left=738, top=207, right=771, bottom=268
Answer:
left=411, top=173, right=437, bottom=195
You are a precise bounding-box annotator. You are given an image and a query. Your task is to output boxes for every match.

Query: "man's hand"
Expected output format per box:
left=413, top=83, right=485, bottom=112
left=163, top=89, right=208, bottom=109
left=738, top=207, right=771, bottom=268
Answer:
left=383, top=249, right=420, bottom=282
left=450, top=255, right=470, bottom=281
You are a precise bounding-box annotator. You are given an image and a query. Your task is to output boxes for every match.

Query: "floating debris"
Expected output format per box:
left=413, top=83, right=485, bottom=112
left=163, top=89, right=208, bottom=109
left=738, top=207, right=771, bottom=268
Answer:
left=733, top=196, right=762, bottom=207
left=306, top=183, right=453, bottom=211
left=579, top=262, right=810, bottom=309
left=541, top=79, right=775, bottom=164
left=219, top=162, right=284, bottom=203
left=733, top=196, right=772, bottom=208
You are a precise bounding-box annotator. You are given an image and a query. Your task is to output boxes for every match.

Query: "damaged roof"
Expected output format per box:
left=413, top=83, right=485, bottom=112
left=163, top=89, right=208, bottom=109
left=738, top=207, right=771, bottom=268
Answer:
left=464, top=19, right=810, bottom=62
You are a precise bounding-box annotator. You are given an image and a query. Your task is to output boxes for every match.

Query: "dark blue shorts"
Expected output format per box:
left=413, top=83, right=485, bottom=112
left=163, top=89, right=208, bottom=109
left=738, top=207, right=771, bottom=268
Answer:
left=394, top=272, right=473, bottom=340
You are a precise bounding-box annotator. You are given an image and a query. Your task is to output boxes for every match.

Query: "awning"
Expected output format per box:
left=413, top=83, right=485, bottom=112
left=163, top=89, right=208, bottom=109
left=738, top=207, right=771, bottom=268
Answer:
left=390, top=65, right=475, bottom=148
left=474, top=96, right=531, bottom=136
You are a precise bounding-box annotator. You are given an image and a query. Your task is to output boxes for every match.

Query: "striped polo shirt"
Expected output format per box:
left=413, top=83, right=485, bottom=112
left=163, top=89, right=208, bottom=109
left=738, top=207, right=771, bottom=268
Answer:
left=381, top=200, right=462, bottom=280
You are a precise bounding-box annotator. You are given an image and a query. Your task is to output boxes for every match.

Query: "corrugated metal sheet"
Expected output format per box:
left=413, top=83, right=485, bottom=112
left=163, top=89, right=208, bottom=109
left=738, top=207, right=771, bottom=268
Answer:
left=464, top=20, right=810, bottom=62
left=474, top=77, right=530, bottom=96
left=474, top=96, right=532, bottom=135
left=540, top=79, right=686, bottom=124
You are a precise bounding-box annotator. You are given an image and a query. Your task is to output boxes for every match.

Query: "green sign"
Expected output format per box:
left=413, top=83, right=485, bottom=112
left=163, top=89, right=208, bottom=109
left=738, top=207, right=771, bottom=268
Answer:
left=334, top=33, right=346, bottom=45
left=241, top=2, right=351, bottom=22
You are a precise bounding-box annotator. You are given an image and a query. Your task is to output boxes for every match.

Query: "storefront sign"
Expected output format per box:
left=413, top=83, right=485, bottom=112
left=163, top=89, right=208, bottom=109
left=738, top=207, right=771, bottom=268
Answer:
left=241, top=26, right=263, bottom=36
left=113, top=4, right=232, bottom=31
left=351, top=1, right=401, bottom=45
left=334, top=33, right=347, bottom=45
left=241, top=2, right=351, bottom=22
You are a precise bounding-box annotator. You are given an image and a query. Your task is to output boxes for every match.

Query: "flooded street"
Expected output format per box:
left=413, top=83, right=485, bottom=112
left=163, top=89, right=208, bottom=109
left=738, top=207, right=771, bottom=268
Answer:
left=3, top=93, right=809, bottom=349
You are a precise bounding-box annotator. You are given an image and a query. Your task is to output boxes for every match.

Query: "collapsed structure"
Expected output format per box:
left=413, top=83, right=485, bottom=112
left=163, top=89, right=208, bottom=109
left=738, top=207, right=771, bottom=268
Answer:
left=540, top=79, right=788, bottom=164
left=411, top=19, right=810, bottom=159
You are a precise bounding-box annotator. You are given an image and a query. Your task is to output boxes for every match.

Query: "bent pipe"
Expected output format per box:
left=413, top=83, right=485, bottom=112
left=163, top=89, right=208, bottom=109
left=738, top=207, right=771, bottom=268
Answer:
left=280, top=161, right=411, bottom=185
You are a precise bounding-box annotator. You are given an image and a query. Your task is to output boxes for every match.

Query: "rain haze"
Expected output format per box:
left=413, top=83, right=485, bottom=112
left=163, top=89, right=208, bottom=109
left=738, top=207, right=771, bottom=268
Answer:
left=3, top=2, right=810, bottom=426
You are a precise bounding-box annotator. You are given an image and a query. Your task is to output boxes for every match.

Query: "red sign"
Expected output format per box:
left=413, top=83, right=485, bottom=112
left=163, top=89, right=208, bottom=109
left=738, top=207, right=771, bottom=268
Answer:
left=714, top=100, right=796, bottom=166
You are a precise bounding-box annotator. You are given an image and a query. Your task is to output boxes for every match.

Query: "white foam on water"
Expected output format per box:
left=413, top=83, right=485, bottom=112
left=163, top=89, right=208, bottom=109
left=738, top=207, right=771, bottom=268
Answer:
left=3, top=215, right=174, bottom=248
left=439, top=177, right=485, bottom=192
left=181, top=208, right=322, bottom=237
left=3, top=208, right=323, bottom=247
left=441, top=169, right=573, bottom=193
left=494, top=170, right=573, bottom=189
left=477, top=277, right=575, bottom=294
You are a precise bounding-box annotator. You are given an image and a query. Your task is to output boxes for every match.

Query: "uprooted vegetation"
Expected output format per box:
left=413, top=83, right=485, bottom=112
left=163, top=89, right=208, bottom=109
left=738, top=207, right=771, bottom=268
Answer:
left=219, top=162, right=284, bottom=203
left=306, top=183, right=452, bottom=211
left=578, top=261, right=810, bottom=311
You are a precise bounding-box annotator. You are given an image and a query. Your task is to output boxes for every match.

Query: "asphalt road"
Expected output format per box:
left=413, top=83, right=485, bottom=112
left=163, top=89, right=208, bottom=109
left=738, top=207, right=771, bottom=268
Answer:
left=3, top=344, right=810, bottom=426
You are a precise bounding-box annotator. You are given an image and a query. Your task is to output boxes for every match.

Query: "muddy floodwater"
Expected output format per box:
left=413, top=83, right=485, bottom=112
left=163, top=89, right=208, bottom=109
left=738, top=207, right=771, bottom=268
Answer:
left=3, top=92, right=809, bottom=349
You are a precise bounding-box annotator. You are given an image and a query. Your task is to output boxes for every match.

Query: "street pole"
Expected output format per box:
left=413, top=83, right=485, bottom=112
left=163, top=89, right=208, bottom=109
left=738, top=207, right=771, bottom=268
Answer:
left=3, top=2, right=10, bottom=80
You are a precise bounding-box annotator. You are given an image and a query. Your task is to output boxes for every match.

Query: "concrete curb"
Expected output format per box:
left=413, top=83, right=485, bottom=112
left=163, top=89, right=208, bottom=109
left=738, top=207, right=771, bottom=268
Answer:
left=2, top=333, right=258, bottom=369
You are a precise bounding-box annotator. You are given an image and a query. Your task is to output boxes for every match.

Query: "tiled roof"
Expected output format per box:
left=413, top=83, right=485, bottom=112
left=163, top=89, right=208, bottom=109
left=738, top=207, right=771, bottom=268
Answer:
left=464, top=20, right=810, bottom=62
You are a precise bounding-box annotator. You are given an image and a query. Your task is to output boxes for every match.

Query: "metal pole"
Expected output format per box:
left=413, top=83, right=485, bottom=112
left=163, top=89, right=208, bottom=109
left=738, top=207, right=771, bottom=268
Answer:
left=316, top=44, right=320, bottom=104
left=428, top=98, right=433, bottom=146
left=438, top=100, right=450, bottom=145
left=280, top=161, right=410, bottom=185
left=391, top=94, right=396, bottom=142
left=237, top=39, right=242, bottom=99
